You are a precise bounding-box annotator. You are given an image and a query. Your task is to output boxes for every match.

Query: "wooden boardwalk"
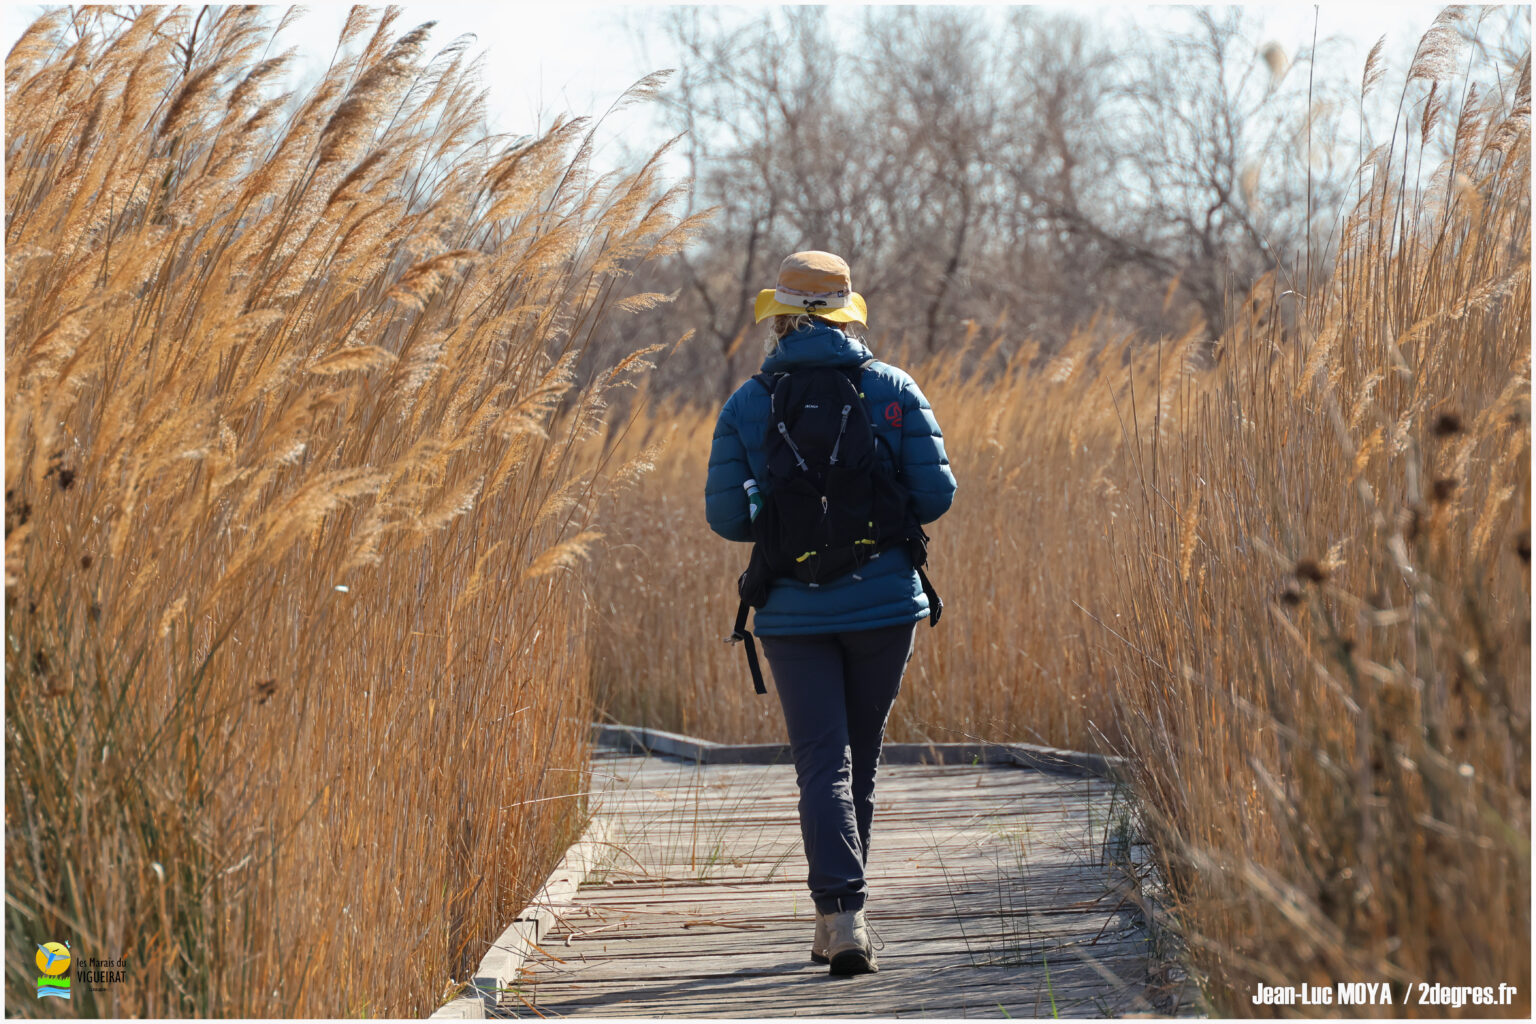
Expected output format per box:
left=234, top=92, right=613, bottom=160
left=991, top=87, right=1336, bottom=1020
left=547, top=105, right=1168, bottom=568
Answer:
left=501, top=749, right=1176, bottom=1018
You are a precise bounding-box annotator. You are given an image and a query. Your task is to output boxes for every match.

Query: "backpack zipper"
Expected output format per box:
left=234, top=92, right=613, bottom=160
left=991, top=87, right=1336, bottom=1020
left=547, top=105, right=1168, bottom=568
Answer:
left=777, top=421, right=809, bottom=471
left=828, top=404, right=851, bottom=465
left=816, top=493, right=832, bottom=581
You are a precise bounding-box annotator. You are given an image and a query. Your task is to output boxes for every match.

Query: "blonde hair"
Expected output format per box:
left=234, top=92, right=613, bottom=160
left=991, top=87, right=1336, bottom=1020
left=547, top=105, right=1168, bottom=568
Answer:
left=773, top=313, right=823, bottom=339
left=764, top=313, right=856, bottom=355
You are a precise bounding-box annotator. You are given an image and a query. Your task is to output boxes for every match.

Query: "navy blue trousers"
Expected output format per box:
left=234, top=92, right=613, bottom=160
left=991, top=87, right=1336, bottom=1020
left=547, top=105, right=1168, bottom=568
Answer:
left=760, top=622, right=917, bottom=914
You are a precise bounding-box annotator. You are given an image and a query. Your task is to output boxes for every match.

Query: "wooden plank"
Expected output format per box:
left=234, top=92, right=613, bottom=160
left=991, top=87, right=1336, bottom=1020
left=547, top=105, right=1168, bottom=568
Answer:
left=587, top=841, right=1111, bottom=865
left=535, top=923, right=1147, bottom=958
left=521, top=954, right=1155, bottom=995
left=588, top=802, right=1105, bottom=821
left=591, top=722, right=1128, bottom=778
left=591, top=797, right=1117, bottom=818
left=594, top=810, right=1114, bottom=828
left=593, top=808, right=1116, bottom=829
left=591, top=837, right=1113, bottom=865
left=525, top=932, right=1152, bottom=971
left=596, top=836, right=1114, bottom=858
left=523, top=948, right=1156, bottom=986
left=491, top=749, right=1166, bottom=1019
left=591, top=762, right=1120, bottom=788
left=591, top=792, right=1115, bottom=809
left=516, top=972, right=1157, bottom=1010
left=583, top=866, right=1123, bottom=892
left=569, top=879, right=1130, bottom=912
left=510, top=956, right=1157, bottom=1016
left=590, top=823, right=1112, bottom=845
left=556, top=905, right=1134, bottom=929
left=587, top=862, right=1024, bottom=884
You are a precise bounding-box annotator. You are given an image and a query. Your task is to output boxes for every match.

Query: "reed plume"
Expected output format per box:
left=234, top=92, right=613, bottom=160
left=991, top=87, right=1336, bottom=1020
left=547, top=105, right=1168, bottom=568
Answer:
left=589, top=15, right=1529, bottom=1015
left=5, top=7, right=689, bottom=1016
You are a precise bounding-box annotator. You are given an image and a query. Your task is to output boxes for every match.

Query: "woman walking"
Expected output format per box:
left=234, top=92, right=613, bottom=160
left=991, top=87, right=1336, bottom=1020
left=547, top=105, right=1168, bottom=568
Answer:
left=705, top=251, right=956, bottom=976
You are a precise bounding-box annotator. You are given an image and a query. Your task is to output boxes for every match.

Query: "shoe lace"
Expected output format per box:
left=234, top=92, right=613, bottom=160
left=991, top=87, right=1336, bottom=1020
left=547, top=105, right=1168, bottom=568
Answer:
left=864, top=915, right=885, bottom=952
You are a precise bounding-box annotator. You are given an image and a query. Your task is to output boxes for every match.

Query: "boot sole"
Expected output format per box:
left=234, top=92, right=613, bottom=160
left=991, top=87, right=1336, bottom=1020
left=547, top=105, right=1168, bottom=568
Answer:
left=829, top=950, right=877, bottom=976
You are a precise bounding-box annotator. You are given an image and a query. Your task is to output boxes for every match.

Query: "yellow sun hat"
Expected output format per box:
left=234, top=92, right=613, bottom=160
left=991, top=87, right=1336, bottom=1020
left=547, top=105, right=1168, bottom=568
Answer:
left=753, top=250, right=868, bottom=326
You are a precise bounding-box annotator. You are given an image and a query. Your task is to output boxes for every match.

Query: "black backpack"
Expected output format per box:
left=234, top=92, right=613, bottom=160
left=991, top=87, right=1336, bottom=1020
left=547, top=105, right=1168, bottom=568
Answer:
left=728, top=362, right=943, bottom=694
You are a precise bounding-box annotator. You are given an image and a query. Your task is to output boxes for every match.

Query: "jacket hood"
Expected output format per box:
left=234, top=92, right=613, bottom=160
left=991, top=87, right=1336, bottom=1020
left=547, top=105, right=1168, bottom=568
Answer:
left=760, top=323, right=874, bottom=373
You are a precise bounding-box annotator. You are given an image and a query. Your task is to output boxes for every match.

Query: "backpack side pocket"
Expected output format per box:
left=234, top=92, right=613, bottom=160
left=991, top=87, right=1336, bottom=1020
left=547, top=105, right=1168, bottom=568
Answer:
left=737, top=543, right=773, bottom=609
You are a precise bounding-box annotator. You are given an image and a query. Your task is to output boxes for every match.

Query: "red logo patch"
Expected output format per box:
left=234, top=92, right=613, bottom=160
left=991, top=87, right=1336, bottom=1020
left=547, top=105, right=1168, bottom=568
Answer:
left=884, top=401, right=903, bottom=428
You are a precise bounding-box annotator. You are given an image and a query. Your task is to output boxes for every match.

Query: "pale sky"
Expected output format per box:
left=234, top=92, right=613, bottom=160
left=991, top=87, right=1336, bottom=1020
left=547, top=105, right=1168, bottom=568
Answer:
left=3, top=4, right=1468, bottom=144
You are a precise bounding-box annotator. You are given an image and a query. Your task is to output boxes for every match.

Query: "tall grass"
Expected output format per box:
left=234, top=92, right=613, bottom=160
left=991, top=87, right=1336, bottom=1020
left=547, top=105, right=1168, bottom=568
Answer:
left=589, top=19, right=1529, bottom=1016
left=588, top=319, right=1172, bottom=748
left=5, top=7, right=689, bottom=1016
left=1105, top=30, right=1531, bottom=1016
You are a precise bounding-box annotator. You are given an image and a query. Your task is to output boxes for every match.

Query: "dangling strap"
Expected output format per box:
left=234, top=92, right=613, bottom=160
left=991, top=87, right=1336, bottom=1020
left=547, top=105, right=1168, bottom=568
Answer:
left=916, top=565, right=943, bottom=626
left=731, top=598, right=768, bottom=694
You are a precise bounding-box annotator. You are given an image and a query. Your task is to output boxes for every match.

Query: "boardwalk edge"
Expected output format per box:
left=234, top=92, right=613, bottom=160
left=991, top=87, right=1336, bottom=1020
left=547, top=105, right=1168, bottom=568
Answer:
left=428, top=791, right=613, bottom=1018
left=591, top=722, right=1127, bottom=779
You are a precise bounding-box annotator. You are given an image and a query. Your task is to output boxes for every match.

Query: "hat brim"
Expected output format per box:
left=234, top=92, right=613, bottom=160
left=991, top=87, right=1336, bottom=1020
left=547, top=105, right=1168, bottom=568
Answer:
left=754, top=289, right=867, bottom=326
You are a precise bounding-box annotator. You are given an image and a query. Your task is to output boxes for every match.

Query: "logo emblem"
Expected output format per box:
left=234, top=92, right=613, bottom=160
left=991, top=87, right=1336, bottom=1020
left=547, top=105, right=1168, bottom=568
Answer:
left=884, top=401, right=903, bottom=428
left=36, top=941, right=70, bottom=1000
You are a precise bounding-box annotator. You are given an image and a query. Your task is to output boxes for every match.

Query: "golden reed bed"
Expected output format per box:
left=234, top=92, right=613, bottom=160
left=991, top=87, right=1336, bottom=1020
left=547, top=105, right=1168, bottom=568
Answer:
left=589, top=25, right=1531, bottom=1017
left=5, top=8, right=694, bottom=1015
left=4, top=7, right=1528, bottom=1018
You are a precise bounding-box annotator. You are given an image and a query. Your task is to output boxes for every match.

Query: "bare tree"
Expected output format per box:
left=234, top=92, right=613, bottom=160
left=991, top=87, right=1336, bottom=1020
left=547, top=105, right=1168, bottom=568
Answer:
left=1003, top=8, right=1355, bottom=337
left=619, top=6, right=1367, bottom=396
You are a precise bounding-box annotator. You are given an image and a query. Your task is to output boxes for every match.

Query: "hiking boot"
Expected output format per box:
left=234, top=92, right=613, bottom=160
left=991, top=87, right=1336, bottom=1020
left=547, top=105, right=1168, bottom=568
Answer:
left=811, top=909, right=830, bottom=965
left=824, top=909, right=878, bottom=975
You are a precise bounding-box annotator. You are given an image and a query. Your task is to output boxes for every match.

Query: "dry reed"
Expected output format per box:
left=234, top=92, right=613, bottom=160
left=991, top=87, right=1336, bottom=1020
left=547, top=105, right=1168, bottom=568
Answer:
left=589, top=21, right=1529, bottom=1016
left=588, top=319, right=1164, bottom=749
left=1104, top=39, right=1530, bottom=1017
left=5, top=7, right=688, bottom=1016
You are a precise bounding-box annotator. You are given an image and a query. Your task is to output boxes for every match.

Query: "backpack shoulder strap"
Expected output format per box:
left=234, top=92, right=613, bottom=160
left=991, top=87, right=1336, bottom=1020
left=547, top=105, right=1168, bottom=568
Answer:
left=751, top=371, right=778, bottom=394
left=837, top=358, right=878, bottom=394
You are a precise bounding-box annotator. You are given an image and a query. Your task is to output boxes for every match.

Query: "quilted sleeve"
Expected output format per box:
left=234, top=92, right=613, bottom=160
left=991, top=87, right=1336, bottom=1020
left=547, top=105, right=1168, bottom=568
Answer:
left=897, top=375, right=957, bottom=524
left=705, top=389, right=754, bottom=542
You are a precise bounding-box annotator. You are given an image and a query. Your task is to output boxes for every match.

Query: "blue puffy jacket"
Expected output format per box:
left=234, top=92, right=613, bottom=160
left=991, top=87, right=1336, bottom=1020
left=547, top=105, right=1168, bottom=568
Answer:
left=705, top=322, right=957, bottom=636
